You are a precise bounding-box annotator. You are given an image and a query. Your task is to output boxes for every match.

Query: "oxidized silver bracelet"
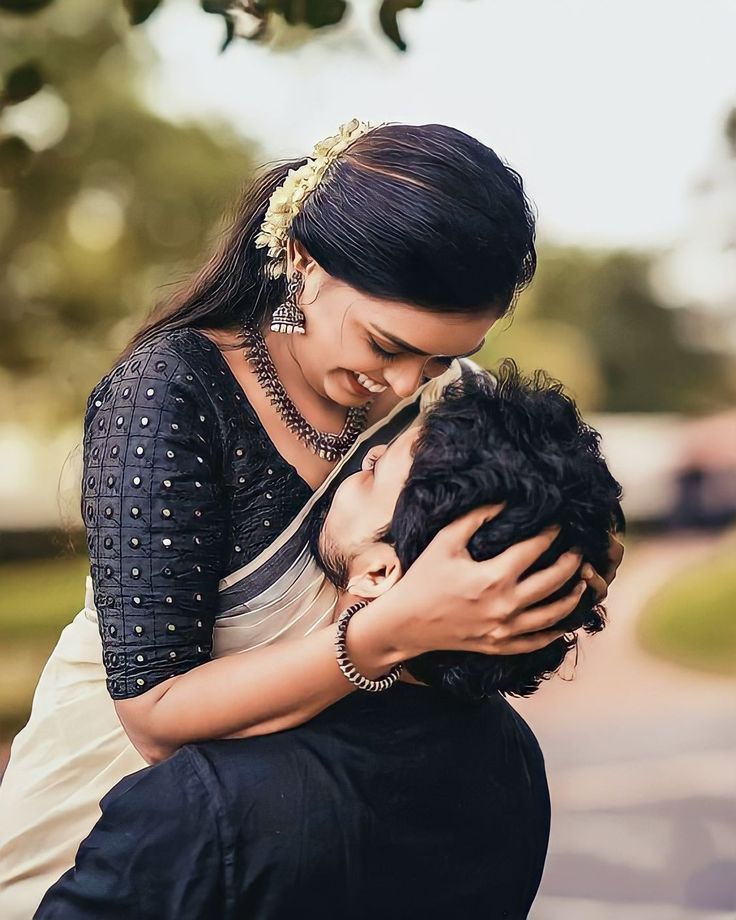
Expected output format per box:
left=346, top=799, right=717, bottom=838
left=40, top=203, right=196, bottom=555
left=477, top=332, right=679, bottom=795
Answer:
left=335, top=601, right=404, bottom=692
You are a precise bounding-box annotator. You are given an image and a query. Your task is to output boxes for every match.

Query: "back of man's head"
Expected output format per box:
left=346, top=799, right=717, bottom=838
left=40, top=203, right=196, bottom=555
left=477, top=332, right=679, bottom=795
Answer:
left=383, top=362, right=624, bottom=700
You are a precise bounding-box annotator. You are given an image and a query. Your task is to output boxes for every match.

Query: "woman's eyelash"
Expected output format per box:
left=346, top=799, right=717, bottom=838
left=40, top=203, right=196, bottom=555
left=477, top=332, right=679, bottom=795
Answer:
left=368, top=338, right=454, bottom=368
left=368, top=339, right=399, bottom=362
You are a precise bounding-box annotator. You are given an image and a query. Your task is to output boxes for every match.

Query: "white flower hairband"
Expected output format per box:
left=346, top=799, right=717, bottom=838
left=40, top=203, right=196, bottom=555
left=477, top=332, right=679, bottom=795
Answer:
left=254, top=118, right=376, bottom=280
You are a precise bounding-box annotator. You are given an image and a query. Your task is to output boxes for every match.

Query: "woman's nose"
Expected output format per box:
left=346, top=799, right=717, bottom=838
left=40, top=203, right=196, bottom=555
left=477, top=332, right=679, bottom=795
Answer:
left=383, top=360, right=425, bottom=399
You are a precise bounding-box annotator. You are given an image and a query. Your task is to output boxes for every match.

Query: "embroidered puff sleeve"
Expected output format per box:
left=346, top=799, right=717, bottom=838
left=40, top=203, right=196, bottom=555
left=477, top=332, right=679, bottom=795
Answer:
left=81, top=335, right=228, bottom=699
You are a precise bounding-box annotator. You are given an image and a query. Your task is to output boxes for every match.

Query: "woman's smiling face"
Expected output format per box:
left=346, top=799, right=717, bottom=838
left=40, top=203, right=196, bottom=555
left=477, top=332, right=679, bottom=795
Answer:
left=283, top=242, right=498, bottom=408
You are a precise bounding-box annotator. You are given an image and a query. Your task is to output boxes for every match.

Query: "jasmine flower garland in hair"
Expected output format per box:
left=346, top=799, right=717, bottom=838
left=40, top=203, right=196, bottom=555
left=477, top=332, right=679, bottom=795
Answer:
left=255, top=118, right=376, bottom=279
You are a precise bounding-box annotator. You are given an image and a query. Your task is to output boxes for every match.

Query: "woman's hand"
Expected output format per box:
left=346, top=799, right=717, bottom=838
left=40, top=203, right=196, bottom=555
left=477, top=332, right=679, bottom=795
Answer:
left=580, top=531, right=624, bottom=603
left=373, top=504, right=587, bottom=659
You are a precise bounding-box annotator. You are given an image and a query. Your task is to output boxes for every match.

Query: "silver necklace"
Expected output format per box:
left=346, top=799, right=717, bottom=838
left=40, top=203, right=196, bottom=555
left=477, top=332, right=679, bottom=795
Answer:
left=242, top=327, right=371, bottom=462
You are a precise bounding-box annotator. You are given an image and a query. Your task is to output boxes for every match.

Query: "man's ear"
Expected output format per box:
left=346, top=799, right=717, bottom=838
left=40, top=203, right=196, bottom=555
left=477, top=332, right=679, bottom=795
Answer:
left=346, top=543, right=403, bottom=600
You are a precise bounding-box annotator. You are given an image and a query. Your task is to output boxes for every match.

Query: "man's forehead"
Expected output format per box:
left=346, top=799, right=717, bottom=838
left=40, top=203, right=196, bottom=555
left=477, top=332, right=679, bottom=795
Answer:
left=378, top=422, right=423, bottom=474
left=389, top=420, right=423, bottom=452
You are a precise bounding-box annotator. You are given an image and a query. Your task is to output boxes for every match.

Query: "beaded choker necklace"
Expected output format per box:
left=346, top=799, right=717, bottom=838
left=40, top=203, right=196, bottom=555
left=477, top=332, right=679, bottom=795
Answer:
left=242, top=327, right=371, bottom=463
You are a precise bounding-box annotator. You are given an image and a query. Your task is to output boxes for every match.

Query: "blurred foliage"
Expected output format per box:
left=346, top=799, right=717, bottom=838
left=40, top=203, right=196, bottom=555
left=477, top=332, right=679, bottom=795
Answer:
left=377, top=0, right=423, bottom=51
left=480, top=247, right=734, bottom=413
left=123, top=0, right=162, bottom=26
left=0, top=0, right=55, bottom=12
left=204, top=0, right=348, bottom=51
left=638, top=532, right=736, bottom=676
left=0, top=0, right=257, bottom=428
left=0, top=134, right=34, bottom=183
left=1, top=0, right=733, bottom=429
left=725, top=107, right=736, bottom=157
left=1, top=61, right=44, bottom=106
left=0, top=554, right=89, bottom=740
left=1, top=0, right=425, bottom=51
left=0, top=554, right=88, bottom=640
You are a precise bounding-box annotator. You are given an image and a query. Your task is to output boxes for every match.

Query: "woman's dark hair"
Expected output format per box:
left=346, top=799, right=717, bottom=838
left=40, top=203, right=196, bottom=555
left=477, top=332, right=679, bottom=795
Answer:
left=122, top=123, right=536, bottom=359
left=384, top=364, right=624, bottom=700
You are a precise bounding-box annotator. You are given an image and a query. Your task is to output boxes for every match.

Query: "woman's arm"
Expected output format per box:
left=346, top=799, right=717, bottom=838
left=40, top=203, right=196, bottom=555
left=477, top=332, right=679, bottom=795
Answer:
left=116, top=508, right=583, bottom=763
left=82, top=340, right=229, bottom=704
left=115, top=613, right=392, bottom=763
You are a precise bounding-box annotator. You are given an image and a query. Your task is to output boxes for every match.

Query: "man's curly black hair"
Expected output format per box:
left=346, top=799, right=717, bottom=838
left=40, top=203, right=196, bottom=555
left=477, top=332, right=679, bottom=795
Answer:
left=311, top=361, right=624, bottom=701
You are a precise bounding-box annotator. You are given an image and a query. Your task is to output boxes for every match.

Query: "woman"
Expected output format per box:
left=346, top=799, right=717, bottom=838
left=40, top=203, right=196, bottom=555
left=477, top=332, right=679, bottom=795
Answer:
left=0, top=119, right=621, bottom=917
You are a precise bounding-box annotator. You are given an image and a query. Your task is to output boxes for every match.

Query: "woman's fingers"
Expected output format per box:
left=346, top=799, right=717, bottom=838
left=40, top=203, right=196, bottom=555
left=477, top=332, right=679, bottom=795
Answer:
left=581, top=566, right=608, bottom=602
left=514, top=550, right=582, bottom=608
left=433, top=503, right=505, bottom=551
left=505, top=582, right=586, bottom=638
left=578, top=531, right=624, bottom=602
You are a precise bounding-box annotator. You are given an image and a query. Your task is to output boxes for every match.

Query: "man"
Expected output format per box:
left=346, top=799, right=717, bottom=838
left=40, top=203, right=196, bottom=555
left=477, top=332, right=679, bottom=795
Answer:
left=36, top=364, right=623, bottom=920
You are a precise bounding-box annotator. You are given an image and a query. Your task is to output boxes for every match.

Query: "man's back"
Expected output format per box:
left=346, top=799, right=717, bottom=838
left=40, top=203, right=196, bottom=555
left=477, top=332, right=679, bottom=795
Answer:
left=37, top=683, right=549, bottom=920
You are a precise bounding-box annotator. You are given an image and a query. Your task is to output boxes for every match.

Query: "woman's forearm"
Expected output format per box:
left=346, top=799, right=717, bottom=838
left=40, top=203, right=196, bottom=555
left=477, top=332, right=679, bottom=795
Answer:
left=114, top=601, right=404, bottom=763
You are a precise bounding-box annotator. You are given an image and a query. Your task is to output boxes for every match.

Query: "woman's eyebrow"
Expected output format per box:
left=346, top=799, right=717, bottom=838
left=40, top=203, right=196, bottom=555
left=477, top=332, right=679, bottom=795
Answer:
left=371, top=325, right=485, bottom=359
left=372, top=326, right=430, bottom=356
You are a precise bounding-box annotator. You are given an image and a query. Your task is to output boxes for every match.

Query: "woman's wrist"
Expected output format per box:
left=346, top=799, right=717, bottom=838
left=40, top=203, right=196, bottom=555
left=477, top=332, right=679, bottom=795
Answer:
left=340, top=597, right=406, bottom=678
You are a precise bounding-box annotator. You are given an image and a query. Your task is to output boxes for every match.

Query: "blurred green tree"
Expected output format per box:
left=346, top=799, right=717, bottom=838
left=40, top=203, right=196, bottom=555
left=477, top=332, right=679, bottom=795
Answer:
left=2, top=3, right=731, bottom=423
left=0, top=0, right=257, bottom=427
left=480, top=246, right=734, bottom=413
left=1, top=0, right=425, bottom=51
left=1, top=0, right=426, bottom=183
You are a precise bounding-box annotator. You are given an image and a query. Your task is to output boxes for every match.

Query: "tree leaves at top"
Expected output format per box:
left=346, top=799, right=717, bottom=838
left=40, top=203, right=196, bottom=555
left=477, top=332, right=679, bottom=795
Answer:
left=201, top=1, right=268, bottom=50
left=379, top=0, right=423, bottom=52
left=0, top=62, right=44, bottom=169
left=0, top=4, right=260, bottom=424
left=203, top=1, right=348, bottom=51
left=203, top=0, right=421, bottom=52
left=724, top=108, right=736, bottom=158
left=0, top=135, right=33, bottom=184
left=122, top=0, right=162, bottom=26
left=0, top=0, right=55, bottom=13
left=1, top=61, right=44, bottom=108
left=271, top=0, right=347, bottom=29
left=1, top=0, right=426, bottom=51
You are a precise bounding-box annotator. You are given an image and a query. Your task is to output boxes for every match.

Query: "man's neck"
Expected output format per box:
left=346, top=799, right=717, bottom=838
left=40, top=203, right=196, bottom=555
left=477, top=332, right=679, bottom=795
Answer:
left=330, top=590, right=359, bottom=623
left=330, top=590, right=426, bottom=687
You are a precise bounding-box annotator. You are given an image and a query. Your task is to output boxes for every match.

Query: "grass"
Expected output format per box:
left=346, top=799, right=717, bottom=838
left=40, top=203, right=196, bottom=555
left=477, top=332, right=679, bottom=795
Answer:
left=638, top=541, right=736, bottom=677
left=0, top=555, right=89, bottom=741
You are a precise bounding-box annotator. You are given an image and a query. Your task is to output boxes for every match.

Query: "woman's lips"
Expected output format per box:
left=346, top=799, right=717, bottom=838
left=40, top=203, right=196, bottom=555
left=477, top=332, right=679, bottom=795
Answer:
left=344, top=370, right=374, bottom=398
left=355, top=372, right=388, bottom=393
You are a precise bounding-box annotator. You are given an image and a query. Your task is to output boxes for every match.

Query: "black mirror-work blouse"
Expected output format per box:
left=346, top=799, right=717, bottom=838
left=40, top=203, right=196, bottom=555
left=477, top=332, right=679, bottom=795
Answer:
left=81, top=328, right=313, bottom=700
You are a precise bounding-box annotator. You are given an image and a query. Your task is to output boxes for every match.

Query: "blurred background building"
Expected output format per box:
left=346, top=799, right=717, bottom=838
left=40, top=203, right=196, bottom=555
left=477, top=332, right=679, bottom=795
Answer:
left=1, top=2, right=735, bottom=917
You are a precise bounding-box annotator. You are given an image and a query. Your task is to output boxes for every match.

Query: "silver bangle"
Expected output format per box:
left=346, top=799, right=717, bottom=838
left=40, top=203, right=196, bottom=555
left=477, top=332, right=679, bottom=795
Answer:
left=335, top=601, right=403, bottom=692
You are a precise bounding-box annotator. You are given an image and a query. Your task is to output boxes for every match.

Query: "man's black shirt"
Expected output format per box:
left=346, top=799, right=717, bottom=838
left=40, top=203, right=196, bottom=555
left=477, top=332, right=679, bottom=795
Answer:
left=36, top=682, right=550, bottom=920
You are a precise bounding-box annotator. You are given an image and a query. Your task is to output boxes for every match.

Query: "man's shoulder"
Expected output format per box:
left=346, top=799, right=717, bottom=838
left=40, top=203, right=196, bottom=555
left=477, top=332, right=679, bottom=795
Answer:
left=177, top=691, right=546, bottom=796
left=455, top=692, right=548, bottom=785
left=480, top=693, right=545, bottom=751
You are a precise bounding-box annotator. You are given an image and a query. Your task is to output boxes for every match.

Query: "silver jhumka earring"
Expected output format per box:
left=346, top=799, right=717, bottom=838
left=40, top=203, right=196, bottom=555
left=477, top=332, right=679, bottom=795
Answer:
left=270, top=272, right=306, bottom=335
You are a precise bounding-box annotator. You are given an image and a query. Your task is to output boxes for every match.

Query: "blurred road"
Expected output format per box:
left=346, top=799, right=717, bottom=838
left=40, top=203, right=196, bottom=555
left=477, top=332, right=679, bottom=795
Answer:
left=515, top=532, right=736, bottom=920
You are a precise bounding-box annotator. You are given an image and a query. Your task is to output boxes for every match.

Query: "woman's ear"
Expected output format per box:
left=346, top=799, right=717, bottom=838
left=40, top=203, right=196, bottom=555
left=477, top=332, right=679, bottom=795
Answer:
left=287, top=238, right=317, bottom=276
left=346, top=544, right=403, bottom=600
